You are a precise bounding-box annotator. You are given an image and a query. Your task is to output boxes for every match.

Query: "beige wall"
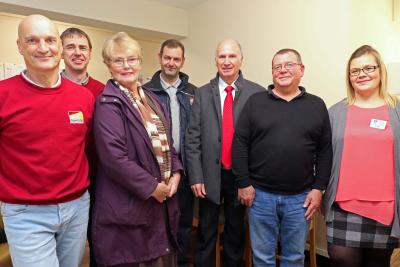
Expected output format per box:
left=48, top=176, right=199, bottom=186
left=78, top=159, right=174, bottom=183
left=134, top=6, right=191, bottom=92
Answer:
left=184, top=0, right=400, bottom=106
left=0, top=0, right=188, bottom=39
left=2, top=0, right=400, bottom=256
left=0, top=12, right=162, bottom=83
left=181, top=0, right=400, bottom=256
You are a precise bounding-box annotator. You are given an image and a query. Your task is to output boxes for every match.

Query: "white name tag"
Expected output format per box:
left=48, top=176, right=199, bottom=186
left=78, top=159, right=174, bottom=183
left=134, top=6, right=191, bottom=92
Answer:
left=370, top=119, right=387, bottom=130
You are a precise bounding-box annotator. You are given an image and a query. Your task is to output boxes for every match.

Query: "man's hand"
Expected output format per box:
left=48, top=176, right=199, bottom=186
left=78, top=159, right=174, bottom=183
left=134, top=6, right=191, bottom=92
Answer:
left=238, top=185, right=255, bottom=207
left=151, top=182, right=170, bottom=203
left=303, top=189, right=322, bottom=220
left=191, top=183, right=206, bottom=198
left=167, top=172, right=181, bottom=197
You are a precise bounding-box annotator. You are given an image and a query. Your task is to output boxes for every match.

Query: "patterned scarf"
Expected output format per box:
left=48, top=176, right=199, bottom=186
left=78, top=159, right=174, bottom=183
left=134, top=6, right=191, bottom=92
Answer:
left=116, top=81, right=172, bottom=182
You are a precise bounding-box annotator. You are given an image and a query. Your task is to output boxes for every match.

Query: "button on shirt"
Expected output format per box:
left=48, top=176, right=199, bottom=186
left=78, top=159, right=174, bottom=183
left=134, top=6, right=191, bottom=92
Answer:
left=218, top=77, right=238, bottom=115
left=160, top=75, right=182, bottom=153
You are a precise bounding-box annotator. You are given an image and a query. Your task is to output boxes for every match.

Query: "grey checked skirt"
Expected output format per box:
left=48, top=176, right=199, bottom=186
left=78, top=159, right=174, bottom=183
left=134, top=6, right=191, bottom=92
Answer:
left=326, top=204, right=400, bottom=249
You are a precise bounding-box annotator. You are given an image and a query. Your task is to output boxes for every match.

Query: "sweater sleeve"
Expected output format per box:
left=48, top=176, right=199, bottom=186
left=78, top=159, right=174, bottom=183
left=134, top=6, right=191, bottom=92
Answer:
left=313, top=101, right=333, bottom=190
left=232, top=99, right=253, bottom=188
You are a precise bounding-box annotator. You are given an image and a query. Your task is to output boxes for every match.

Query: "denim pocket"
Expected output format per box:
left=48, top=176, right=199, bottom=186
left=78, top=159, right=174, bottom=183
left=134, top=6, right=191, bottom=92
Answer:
left=1, top=203, right=29, bottom=217
left=79, top=190, right=90, bottom=202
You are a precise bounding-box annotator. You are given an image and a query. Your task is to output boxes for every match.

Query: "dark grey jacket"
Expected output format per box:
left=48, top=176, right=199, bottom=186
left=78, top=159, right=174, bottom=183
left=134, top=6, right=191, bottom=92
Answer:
left=185, top=72, right=265, bottom=204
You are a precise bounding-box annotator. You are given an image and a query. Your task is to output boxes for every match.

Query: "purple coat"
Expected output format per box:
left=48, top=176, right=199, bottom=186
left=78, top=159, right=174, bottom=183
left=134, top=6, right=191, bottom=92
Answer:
left=91, top=80, right=183, bottom=266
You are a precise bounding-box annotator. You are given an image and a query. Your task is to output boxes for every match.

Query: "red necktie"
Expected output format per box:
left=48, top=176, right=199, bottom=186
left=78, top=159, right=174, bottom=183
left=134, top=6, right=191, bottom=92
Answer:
left=221, top=85, right=234, bottom=169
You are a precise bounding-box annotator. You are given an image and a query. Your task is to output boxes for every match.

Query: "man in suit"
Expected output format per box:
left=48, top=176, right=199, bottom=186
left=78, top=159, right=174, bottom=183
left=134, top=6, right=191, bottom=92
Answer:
left=186, top=39, right=265, bottom=267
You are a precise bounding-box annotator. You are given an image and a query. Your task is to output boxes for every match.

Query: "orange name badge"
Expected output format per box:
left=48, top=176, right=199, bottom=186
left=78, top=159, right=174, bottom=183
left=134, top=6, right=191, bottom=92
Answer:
left=68, top=111, right=84, bottom=124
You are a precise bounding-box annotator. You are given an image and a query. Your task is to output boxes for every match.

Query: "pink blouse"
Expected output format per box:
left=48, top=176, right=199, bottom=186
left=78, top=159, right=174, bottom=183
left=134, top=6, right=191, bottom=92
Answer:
left=336, top=105, right=394, bottom=225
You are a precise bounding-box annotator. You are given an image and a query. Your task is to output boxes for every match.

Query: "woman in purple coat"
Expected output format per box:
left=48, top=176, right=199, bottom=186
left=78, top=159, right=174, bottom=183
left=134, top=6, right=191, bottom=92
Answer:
left=91, top=32, right=183, bottom=267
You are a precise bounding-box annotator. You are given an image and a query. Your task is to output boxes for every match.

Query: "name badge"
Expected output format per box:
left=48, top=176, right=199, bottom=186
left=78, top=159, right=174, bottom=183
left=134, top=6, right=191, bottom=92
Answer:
left=370, top=119, right=387, bottom=130
left=68, top=111, right=84, bottom=124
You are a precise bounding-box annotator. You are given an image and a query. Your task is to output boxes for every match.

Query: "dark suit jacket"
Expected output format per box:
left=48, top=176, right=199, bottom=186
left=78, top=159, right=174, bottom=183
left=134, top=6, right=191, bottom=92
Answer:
left=185, top=72, right=265, bottom=204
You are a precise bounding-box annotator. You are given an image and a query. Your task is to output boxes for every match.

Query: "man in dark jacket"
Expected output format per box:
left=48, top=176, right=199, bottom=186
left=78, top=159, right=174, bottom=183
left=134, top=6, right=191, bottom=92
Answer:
left=143, top=39, right=196, bottom=267
left=185, top=39, right=265, bottom=267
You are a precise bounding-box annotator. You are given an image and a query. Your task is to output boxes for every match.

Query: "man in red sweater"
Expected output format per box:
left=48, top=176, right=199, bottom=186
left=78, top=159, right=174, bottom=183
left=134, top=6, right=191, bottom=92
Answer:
left=60, top=27, right=104, bottom=98
left=60, top=27, right=104, bottom=267
left=0, top=14, right=94, bottom=267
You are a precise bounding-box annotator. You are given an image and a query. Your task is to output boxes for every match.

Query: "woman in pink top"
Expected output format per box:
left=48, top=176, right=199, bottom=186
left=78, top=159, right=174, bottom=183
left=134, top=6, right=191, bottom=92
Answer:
left=324, top=45, right=400, bottom=267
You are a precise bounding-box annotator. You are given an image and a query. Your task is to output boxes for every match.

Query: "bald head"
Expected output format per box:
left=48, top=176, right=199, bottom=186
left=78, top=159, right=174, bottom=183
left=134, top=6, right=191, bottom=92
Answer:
left=18, top=14, right=59, bottom=40
left=17, top=14, right=62, bottom=84
left=215, top=39, right=243, bottom=59
left=215, top=39, right=243, bottom=84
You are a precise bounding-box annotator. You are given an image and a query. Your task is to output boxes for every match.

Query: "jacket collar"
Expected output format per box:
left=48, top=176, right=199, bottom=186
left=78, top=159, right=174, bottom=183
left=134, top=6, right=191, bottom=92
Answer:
left=145, top=70, right=190, bottom=92
left=100, top=79, right=157, bottom=154
left=102, top=79, right=127, bottom=99
left=210, top=70, right=245, bottom=92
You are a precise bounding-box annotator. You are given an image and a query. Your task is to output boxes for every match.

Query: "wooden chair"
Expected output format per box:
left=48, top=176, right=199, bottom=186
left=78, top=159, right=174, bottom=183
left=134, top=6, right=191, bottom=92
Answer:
left=0, top=215, right=12, bottom=267
left=243, top=218, right=252, bottom=267
left=308, top=216, right=317, bottom=267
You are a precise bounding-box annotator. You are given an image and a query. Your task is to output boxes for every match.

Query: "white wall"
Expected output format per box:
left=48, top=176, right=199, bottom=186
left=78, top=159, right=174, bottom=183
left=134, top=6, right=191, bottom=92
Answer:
left=0, top=0, right=189, bottom=40
left=184, top=0, right=400, bottom=106
left=182, top=0, right=400, bottom=255
left=0, top=12, right=162, bottom=83
left=2, top=0, right=400, bottom=258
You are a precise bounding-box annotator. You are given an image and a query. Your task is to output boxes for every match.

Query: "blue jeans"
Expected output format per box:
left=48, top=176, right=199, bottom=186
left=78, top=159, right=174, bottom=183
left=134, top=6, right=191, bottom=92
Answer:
left=1, top=191, right=89, bottom=267
left=248, top=188, right=310, bottom=267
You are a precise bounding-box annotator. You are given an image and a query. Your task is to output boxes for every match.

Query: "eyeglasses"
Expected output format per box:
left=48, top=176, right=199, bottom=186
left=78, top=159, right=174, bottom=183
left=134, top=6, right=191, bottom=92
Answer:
left=110, top=57, right=141, bottom=67
left=349, top=65, right=379, bottom=77
left=272, top=62, right=301, bottom=72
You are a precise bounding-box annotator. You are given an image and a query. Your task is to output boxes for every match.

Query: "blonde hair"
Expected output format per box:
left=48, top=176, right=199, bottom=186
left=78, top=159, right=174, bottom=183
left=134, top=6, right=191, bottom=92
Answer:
left=346, top=45, right=397, bottom=108
left=102, top=32, right=142, bottom=64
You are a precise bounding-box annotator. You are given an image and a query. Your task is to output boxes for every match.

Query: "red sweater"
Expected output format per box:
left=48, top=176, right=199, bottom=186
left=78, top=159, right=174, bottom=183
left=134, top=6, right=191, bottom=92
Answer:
left=0, top=75, right=94, bottom=204
left=84, top=76, right=104, bottom=178
left=85, top=76, right=105, bottom=99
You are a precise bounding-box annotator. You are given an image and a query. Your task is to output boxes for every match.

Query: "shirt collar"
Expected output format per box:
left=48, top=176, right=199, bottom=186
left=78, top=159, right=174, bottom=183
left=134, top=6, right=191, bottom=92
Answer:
left=61, top=69, right=89, bottom=85
left=160, top=73, right=181, bottom=90
left=218, top=76, right=238, bottom=91
left=22, top=70, right=61, bottom=88
left=267, top=84, right=306, bottom=100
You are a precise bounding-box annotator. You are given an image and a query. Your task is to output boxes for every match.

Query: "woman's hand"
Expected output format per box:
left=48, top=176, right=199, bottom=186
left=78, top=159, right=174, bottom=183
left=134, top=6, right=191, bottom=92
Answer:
left=167, top=172, right=181, bottom=198
left=151, top=182, right=170, bottom=203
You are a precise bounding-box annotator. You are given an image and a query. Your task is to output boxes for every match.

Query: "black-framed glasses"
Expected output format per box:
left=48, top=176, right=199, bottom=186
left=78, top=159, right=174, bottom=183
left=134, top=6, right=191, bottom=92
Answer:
left=272, top=62, right=301, bottom=72
left=349, top=65, right=379, bottom=77
left=111, top=57, right=141, bottom=67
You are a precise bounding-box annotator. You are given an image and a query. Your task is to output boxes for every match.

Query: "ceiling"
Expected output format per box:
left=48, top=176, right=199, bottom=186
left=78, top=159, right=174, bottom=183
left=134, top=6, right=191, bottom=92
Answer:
left=153, top=0, right=207, bottom=9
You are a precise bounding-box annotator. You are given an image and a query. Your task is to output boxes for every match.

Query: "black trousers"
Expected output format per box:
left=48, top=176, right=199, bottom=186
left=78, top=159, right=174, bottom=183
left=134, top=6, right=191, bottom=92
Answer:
left=177, top=175, right=194, bottom=267
left=194, top=169, right=246, bottom=267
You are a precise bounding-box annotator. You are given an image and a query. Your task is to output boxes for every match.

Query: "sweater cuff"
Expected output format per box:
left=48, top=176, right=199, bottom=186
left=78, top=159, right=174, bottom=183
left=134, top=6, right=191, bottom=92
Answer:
left=312, top=179, right=327, bottom=191
left=236, top=178, right=251, bottom=189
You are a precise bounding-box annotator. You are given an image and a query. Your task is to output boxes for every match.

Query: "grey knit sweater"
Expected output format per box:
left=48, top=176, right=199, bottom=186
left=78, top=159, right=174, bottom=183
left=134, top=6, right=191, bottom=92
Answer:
left=323, top=100, right=400, bottom=238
